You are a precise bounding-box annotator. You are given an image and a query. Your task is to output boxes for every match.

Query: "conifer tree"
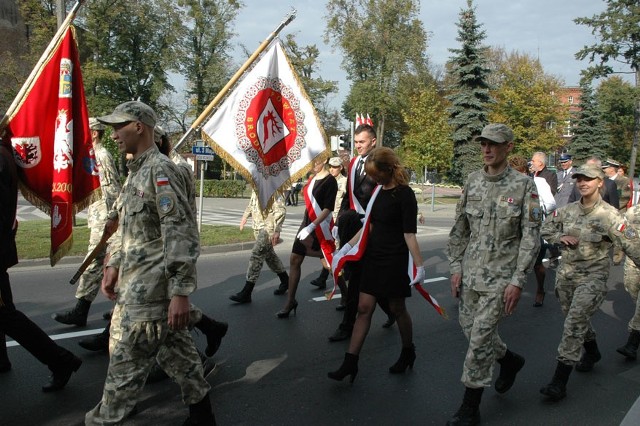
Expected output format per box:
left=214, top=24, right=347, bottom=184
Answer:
left=569, top=80, right=610, bottom=163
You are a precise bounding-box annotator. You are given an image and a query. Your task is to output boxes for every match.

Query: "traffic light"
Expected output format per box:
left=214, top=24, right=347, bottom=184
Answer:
left=339, top=134, right=350, bottom=151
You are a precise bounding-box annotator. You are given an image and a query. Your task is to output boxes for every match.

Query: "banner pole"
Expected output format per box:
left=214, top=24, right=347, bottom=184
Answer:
left=0, top=0, right=85, bottom=132
left=173, top=8, right=296, bottom=151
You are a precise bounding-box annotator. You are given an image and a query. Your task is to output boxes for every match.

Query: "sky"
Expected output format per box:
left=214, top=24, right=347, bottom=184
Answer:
left=228, top=0, right=621, bottom=111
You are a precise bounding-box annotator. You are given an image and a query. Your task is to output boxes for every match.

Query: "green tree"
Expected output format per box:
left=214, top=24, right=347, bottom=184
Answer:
left=488, top=50, right=568, bottom=158
left=446, top=0, right=492, bottom=184
left=324, top=0, right=429, bottom=144
left=569, top=80, right=610, bottom=162
left=575, top=0, right=640, bottom=178
left=282, top=33, right=339, bottom=132
left=400, top=85, right=452, bottom=175
left=596, top=76, right=637, bottom=163
left=78, top=0, right=182, bottom=114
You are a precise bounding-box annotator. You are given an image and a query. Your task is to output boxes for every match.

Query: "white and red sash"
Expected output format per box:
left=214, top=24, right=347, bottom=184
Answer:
left=303, top=176, right=336, bottom=287
left=347, top=156, right=366, bottom=214
left=331, top=185, right=447, bottom=318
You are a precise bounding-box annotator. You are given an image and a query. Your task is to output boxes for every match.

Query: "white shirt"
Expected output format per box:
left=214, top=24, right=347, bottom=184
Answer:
left=534, top=176, right=556, bottom=215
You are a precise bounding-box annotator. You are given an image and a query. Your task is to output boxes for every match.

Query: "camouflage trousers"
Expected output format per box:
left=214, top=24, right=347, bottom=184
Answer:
left=76, top=210, right=108, bottom=302
left=86, top=307, right=210, bottom=425
left=246, top=229, right=285, bottom=283
left=555, top=273, right=607, bottom=365
left=109, top=302, right=203, bottom=355
left=623, top=258, right=640, bottom=332
left=458, top=287, right=508, bottom=388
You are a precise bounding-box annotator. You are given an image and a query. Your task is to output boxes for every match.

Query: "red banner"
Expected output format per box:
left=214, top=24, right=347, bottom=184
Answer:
left=5, top=26, right=99, bottom=266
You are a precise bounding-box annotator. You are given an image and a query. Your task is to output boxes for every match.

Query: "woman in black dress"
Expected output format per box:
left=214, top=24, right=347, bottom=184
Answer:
left=328, top=147, right=425, bottom=382
left=276, top=158, right=337, bottom=318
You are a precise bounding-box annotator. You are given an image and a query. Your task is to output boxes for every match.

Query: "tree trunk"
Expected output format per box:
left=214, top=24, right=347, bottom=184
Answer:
left=627, top=68, right=640, bottom=199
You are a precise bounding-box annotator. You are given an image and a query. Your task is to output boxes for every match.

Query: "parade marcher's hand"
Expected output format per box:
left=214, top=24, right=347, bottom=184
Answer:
left=410, top=266, right=425, bottom=286
left=503, top=284, right=522, bottom=315
left=560, top=235, right=579, bottom=247
left=271, top=231, right=281, bottom=246
left=297, top=222, right=316, bottom=240
left=104, top=217, right=119, bottom=238
left=239, top=217, right=247, bottom=231
left=331, top=226, right=339, bottom=240
left=336, top=242, right=352, bottom=257
left=168, top=295, right=190, bottom=330
left=101, top=266, right=119, bottom=301
left=450, top=273, right=462, bottom=298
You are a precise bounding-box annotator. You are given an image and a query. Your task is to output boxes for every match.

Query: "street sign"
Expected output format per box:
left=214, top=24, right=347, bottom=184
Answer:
left=192, top=146, right=215, bottom=156
left=195, top=154, right=215, bottom=161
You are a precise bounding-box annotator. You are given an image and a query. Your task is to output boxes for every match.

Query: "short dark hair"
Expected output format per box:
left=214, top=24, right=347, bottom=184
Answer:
left=355, top=124, right=376, bottom=139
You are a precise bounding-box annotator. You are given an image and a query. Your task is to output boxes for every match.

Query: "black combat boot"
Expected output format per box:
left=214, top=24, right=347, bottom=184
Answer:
left=42, top=350, right=82, bottom=392
left=78, top=323, right=110, bottom=352
left=540, top=361, right=573, bottom=401
left=446, top=386, right=483, bottom=426
left=617, top=329, right=640, bottom=360
left=0, top=332, right=11, bottom=373
left=310, top=268, right=329, bottom=289
left=575, top=340, right=601, bottom=372
left=494, top=350, right=525, bottom=393
left=183, top=392, right=216, bottom=425
left=229, top=281, right=255, bottom=304
left=52, top=297, right=92, bottom=326
left=273, top=272, right=289, bottom=295
left=195, top=315, right=228, bottom=357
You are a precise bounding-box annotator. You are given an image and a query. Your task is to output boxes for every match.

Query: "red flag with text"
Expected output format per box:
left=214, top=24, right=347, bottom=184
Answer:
left=4, top=26, right=100, bottom=266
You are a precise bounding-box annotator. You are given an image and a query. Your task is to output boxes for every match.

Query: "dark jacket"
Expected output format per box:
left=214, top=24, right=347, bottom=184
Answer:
left=535, top=167, right=559, bottom=196
left=339, top=156, right=377, bottom=215
left=0, top=143, right=18, bottom=270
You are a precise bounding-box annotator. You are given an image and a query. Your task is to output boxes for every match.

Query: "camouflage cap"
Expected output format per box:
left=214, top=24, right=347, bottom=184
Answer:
left=98, top=101, right=157, bottom=128
left=88, top=117, right=106, bottom=131
left=477, top=123, right=514, bottom=144
left=572, top=164, right=604, bottom=180
left=328, top=157, right=342, bottom=167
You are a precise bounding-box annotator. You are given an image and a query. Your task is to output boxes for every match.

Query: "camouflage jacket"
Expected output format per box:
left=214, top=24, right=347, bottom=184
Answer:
left=542, top=197, right=640, bottom=280
left=87, top=143, right=121, bottom=220
left=333, top=174, right=347, bottom=219
left=447, top=166, right=541, bottom=291
left=614, top=174, right=631, bottom=210
left=107, top=145, right=199, bottom=320
left=169, top=150, right=196, bottom=213
left=242, top=191, right=286, bottom=234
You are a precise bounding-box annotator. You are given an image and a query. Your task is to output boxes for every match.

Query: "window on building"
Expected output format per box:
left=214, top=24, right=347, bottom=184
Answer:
left=563, top=120, right=573, bottom=137
left=546, top=121, right=556, bottom=130
left=568, top=96, right=574, bottom=104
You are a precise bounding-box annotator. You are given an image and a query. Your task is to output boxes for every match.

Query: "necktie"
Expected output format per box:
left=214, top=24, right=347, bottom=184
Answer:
left=564, top=171, right=567, bottom=178
left=356, top=159, right=364, bottom=176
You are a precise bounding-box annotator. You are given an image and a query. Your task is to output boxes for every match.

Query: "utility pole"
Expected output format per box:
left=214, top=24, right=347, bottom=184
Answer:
left=56, top=0, right=66, bottom=28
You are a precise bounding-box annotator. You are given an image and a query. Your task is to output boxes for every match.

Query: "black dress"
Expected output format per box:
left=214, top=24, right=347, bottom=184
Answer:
left=291, top=173, right=337, bottom=257
left=360, top=185, right=418, bottom=298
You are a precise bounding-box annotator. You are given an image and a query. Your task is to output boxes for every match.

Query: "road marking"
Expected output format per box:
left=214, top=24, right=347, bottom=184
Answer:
left=424, top=277, right=448, bottom=283
left=6, top=328, right=103, bottom=347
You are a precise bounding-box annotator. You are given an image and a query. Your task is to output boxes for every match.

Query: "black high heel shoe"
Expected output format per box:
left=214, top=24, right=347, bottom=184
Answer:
left=389, top=344, right=416, bottom=374
left=328, top=352, right=359, bottom=383
left=276, top=300, right=298, bottom=318
left=534, top=292, right=545, bottom=307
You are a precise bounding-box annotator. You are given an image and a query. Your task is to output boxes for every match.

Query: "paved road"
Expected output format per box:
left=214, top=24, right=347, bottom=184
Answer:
left=4, top=196, right=640, bottom=425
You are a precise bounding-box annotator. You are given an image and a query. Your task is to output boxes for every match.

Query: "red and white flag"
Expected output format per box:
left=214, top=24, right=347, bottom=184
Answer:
left=365, top=113, right=373, bottom=126
left=355, top=113, right=364, bottom=127
left=4, top=26, right=99, bottom=266
left=202, top=40, right=329, bottom=211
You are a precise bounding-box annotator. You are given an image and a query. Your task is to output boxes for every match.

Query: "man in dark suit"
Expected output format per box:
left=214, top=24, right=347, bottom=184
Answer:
left=0, top=138, right=82, bottom=391
left=555, top=153, right=575, bottom=208
left=532, top=152, right=558, bottom=195
left=329, top=124, right=394, bottom=342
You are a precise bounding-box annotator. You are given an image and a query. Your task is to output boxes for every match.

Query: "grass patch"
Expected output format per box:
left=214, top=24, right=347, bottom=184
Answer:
left=16, top=219, right=254, bottom=260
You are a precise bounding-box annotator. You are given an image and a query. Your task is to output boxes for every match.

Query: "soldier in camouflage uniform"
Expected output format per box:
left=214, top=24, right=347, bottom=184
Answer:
left=229, top=190, right=289, bottom=302
left=53, top=118, right=121, bottom=327
left=85, top=101, right=215, bottom=425
left=446, top=123, right=542, bottom=426
left=540, top=164, right=640, bottom=402
left=618, top=204, right=640, bottom=360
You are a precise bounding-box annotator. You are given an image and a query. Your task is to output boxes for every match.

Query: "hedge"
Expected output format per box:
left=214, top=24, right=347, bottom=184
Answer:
left=194, top=179, right=247, bottom=198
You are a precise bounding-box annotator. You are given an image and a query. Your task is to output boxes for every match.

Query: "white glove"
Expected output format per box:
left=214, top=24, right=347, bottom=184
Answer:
left=410, top=266, right=425, bottom=286
left=297, top=222, right=316, bottom=240
left=331, top=226, right=339, bottom=240
left=336, top=242, right=352, bottom=257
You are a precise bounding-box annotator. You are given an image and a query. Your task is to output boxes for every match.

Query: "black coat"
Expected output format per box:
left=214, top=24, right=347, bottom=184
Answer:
left=339, top=157, right=377, bottom=215
left=0, top=144, right=18, bottom=270
left=536, top=167, right=559, bottom=196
